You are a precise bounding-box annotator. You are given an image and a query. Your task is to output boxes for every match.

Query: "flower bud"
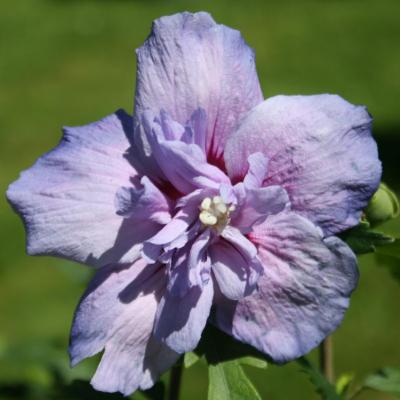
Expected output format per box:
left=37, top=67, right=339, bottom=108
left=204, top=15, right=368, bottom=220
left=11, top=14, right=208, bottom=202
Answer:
left=365, top=183, right=399, bottom=226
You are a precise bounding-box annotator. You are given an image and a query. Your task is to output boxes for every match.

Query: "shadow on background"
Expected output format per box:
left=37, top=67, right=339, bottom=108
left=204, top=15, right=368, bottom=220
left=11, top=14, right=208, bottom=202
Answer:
left=375, top=127, right=400, bottom=190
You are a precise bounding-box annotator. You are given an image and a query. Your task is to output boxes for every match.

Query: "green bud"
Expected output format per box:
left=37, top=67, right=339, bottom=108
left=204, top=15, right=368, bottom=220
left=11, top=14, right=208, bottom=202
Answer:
left=336, top=372, right=355, bottom=396
left=365, top=183, right=399, bottom=226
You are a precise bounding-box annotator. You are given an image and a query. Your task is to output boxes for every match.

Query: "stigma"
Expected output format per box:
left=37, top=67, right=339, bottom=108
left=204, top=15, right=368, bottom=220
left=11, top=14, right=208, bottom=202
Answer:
left=199, top=196, right=235, bottom=232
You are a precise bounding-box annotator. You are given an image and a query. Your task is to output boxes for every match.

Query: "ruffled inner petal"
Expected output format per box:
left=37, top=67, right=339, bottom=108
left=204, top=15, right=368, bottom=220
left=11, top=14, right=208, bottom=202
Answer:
left=210, top=240, right=261, bottom=301
left=220, top=225, right=258, bottom=261
left=231, top=184, right=290, bottom=233
left=187, top=230, right=212, bottom=287
left=140, top=110, right=230, bottom=194
left=115, top=176, right=171, bottom=224
left=181, top=108, right=208, bottom=152
left=243, top=152, right=269, bottom=189
left=145, top=205, right=197, bottom=248
left=154, top=276, right=214, bottom=354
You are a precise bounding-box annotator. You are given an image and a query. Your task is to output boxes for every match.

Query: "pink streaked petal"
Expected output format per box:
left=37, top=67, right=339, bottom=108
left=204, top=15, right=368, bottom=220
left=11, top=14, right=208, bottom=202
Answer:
left=69, top=260, right=179, bottom=396
left=6, top=111, right=157, bottom=267
left=135, top=12, right=263, bottom=161
left=215, top=212, right=358, bottom=363
left=224, top=95, right=381, bottom=235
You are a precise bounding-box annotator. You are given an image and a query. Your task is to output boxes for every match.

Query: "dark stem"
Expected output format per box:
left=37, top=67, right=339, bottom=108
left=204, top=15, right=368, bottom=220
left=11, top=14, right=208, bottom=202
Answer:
left=319, top=335, right=334, bottom=384
left=168, top=359, right=183, bottom=400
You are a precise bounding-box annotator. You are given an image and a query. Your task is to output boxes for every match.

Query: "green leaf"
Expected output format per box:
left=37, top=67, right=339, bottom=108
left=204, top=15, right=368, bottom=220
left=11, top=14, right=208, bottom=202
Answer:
left=297, top=358, right=342, bottom=400
left=184, top=352, right=200, bottom=368
left=194, top=325, right=264, bottom=400
left=238, top=356, right=268, bottom=369
left=208, top=359, right=261, bottom=400
left=364, top=367, right=400, bottom=397
left=340, top=220, right=394, bottom=254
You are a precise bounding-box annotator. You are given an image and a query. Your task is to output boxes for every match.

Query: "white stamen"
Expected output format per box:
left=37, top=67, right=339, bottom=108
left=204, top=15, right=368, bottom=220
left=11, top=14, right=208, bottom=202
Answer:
left=200, top=197, right=212, bottom=211
left=199, top=210, right=218, bottom=226
left=215, top=202, right=227, bottom=215
left=199, top=195, right=234, bottom=232
left=212, top=196, right=223, bottom=205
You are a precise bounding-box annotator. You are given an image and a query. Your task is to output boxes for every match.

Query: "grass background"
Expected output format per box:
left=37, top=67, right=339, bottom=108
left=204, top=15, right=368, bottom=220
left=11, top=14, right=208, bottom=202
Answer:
left=0, top=0, right=399, bottom=399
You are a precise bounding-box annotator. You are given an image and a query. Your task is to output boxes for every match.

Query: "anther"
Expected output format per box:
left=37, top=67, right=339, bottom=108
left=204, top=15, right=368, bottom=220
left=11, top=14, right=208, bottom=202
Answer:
left=199, top=196, right=234, bottom=232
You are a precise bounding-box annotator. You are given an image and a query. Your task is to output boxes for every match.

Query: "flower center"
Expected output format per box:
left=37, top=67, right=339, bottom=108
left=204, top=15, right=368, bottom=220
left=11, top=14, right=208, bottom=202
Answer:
left=199, top=196, right=235, bottom=233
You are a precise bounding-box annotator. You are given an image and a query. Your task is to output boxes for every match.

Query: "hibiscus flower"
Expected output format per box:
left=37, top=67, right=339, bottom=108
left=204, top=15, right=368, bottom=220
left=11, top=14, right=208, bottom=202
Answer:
left=7, top=11, right=381, bottom=396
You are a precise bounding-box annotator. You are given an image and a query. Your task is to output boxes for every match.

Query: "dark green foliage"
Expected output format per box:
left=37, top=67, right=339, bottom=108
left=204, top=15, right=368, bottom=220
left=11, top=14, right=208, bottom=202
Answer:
left=340, top=220, right=394, bottom=254
left=297, top=358, right=341, bottom=400
left=194, top=325, right=268, bottom=368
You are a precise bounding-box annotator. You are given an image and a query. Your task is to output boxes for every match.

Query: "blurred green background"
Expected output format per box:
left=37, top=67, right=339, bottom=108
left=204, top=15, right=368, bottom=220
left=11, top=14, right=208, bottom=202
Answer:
left=1, top=0, right=399, bottom=399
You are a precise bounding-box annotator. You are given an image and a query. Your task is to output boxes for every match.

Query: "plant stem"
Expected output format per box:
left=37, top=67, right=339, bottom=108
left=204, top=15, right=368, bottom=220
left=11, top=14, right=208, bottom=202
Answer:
left=320, top=335, right=334, bottom=384
left=168, top=359, right=183, bottom=400
left=348, top=385, right=365, bottom=400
